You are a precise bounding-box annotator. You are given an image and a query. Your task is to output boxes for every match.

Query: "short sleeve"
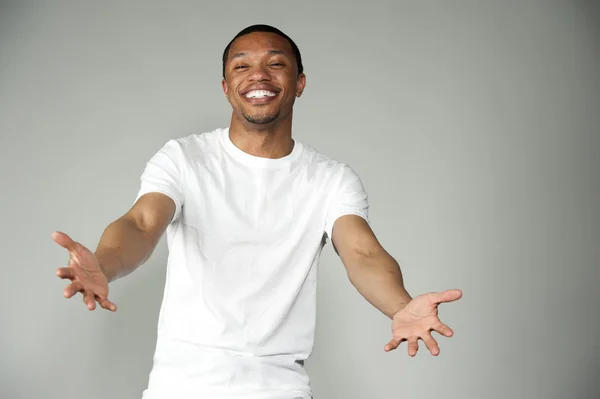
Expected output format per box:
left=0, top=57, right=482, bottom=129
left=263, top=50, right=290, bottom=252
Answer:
left=324, top=165, right=369, bottom=239
left=134, top=139, right=184, bottom=223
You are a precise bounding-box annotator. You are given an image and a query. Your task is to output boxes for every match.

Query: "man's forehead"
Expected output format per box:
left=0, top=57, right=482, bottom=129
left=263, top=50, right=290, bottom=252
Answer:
left=229, top=32, right=293, bottom=56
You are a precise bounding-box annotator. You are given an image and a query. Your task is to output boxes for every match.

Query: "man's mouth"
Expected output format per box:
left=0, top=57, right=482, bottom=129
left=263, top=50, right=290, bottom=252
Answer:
left=244, top=89, right=278, bottom=99
left=241, top=88, right=280, bottom=104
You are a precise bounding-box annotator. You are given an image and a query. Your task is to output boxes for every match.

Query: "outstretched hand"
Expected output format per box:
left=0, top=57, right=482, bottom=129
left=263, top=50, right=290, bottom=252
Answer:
left=384, top=289, right=462, bottom=356
left=53, top=231, right=117, bottom=312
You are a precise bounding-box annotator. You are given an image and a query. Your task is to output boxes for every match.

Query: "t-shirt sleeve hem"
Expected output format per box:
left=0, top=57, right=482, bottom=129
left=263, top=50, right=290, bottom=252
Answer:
left=324, top=210, right=370, bottom=240
left=134, top=186, right=183, bottom=223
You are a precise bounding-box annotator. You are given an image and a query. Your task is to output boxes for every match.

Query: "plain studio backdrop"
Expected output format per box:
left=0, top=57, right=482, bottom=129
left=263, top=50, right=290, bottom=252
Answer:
left=1, top=1, right=598, bottom=398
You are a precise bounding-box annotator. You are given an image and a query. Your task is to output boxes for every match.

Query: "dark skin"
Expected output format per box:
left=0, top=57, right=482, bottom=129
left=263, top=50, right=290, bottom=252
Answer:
left=221, top=31, right=306, bottom=159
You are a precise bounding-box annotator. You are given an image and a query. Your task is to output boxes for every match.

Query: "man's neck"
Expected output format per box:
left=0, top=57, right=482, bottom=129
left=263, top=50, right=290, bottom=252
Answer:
left=228, top=115, right=294, bottom=159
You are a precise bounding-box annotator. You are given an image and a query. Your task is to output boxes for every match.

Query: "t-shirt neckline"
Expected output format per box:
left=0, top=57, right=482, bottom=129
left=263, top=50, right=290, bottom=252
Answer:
left=220, top=127, right=303, bottom=168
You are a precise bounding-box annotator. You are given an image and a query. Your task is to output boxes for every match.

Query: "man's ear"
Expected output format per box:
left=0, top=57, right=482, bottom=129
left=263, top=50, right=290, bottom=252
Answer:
left=296, top=73, right=306, bottom=97
left=221, top=79, right=230, bottom=101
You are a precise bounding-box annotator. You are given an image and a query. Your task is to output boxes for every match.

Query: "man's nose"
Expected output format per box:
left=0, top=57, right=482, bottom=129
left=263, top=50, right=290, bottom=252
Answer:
left=248, top=65, right=271, bottom=81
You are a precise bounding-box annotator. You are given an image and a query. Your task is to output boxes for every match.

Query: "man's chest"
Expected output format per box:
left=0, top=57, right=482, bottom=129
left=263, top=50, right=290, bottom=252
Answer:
left=180, top=161, right=333, bottom=243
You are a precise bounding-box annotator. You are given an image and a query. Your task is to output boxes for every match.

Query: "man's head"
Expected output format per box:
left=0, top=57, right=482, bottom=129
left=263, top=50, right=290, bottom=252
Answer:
left=222, top=25, right=304, bottom=79
left=221, top=25, right=306, bottom=127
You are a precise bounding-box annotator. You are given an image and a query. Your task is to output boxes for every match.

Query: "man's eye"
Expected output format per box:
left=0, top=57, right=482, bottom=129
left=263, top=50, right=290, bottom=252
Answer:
left=234, top=65, right=248, bottom=70
left=270, top=63, right=284, bottom=67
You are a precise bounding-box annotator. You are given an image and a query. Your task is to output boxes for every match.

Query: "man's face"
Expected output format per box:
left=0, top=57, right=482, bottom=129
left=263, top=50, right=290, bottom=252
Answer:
left=222, top=32, right=306, bottom=126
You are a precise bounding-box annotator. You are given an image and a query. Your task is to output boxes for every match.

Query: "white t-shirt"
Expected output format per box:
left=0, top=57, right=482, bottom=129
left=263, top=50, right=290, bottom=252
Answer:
left=134, top=127, right=369, bottom=399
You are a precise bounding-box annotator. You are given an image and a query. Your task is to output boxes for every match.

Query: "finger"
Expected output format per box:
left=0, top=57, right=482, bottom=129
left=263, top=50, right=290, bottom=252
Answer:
left=428, top=289, right=463, bottom=305
left=407, top=338, right=419, bottom=357
left=82, top=291, right=96, bottom=310
left=421, top=332, right=440, bottom=356
left=64, top=281, right=83, bottom=298
left=384, top=338, right=401, bottom=352
left=52, top=231, right=77, bottom=251
left=97, top=297, right=117, bottom=312
left=385, top=336, right=407, bottom=352
left=433, top=322, right=454, bottom=337
left=56, top=267, right=76, bottom=280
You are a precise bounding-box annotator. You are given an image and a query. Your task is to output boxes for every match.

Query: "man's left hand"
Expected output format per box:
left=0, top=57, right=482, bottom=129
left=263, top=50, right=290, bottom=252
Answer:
left=384, top=289, right=463, bottom=356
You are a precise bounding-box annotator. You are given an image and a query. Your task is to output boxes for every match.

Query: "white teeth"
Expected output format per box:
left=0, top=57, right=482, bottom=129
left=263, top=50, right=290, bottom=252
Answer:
left=245, top=90, right=276, bottom=98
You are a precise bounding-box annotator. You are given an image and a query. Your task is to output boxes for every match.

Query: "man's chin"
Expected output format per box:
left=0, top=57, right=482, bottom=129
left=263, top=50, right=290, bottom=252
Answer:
left=242, top=112, right=279, bottom=125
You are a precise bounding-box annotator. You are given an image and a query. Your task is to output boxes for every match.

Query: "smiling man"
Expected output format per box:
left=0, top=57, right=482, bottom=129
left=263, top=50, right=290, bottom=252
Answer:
left=54, top=25, right=462, bottom=399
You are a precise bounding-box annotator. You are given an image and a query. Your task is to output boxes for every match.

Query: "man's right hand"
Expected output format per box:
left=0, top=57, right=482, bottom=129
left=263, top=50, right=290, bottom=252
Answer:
left=53, top=231, right=117, bottom=312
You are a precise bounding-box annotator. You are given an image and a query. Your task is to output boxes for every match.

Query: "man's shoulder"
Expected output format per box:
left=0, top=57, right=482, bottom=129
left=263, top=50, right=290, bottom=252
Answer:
left=297, top=140, right=350, bottom=174
left=159, top=128, right=225, bottom=160
left=297, top=140, right=366, bottom=192
left=169, top=127, right=224, bottom=148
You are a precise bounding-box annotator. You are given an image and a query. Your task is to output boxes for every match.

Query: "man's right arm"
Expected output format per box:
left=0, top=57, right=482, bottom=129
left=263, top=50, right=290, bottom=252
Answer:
left=94, top=192, right=176, bottom=283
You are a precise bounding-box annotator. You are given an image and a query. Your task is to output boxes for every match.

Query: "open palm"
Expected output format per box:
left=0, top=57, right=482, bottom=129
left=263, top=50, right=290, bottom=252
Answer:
left=384, top=289, right=462, bottom=356
left=53, top=231, right=116, bottom=311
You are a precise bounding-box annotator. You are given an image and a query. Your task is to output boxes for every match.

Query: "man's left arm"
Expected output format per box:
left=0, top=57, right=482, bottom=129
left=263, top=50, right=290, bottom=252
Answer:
left=331, top=214, right=412, bottom=319
left=331, top=214, right=462, bottom=356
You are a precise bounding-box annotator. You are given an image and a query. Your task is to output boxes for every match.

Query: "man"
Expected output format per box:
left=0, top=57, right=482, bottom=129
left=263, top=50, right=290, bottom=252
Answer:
left=54, top=24, right=462, bottom=399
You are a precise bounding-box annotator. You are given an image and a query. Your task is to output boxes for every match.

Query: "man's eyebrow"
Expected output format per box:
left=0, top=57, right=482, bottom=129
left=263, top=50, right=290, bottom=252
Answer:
left=230, top=49, right=286, bottom=60
left=230, top=52, right=247, bottom=60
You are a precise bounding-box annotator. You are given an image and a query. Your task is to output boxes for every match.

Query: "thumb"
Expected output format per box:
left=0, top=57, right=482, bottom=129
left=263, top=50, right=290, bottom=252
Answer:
left=429, top=289, right=463, bottom=305
left=52, top=231, right=77, bottom=251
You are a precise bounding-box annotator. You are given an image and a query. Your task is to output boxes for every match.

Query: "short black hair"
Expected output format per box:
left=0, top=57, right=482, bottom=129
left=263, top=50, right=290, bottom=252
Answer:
left=222, top=24, right=304, bottom=79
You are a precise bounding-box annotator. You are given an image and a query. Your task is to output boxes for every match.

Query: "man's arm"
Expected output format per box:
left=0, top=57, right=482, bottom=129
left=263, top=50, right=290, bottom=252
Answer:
left=331, top=214, right=412, bottom=319
left=54, top=192, right=176, bottom=310
left=94, top=192, right=176, bottom=282
left=332, top=213, right=462, bottom=356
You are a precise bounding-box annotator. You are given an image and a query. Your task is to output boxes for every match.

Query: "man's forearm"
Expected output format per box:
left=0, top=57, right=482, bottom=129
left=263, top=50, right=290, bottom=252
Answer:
left=94, top=216, right=157, bottom=283
left=345, top=249, right=413, bottom=319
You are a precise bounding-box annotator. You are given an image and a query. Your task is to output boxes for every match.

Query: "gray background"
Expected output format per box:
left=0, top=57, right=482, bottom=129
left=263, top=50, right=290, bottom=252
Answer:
left=1, top=1, right=598, bottom=398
